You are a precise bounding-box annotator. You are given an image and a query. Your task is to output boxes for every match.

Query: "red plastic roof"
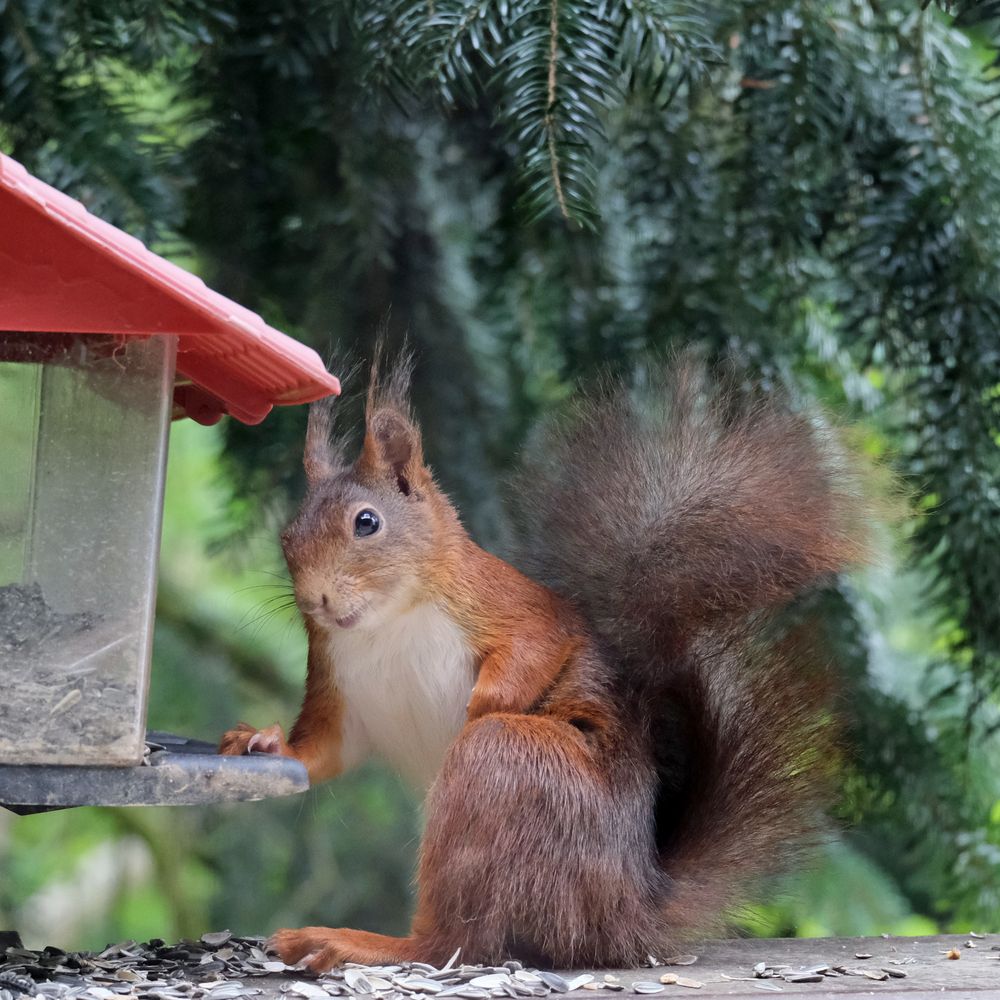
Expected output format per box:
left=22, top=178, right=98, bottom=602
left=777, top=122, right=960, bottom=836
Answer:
left=0, top=153, right=340, bottom=425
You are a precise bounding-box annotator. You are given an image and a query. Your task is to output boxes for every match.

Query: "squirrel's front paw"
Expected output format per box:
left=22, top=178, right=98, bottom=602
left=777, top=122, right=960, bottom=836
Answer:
left=219, top=722, right=290, bottom=756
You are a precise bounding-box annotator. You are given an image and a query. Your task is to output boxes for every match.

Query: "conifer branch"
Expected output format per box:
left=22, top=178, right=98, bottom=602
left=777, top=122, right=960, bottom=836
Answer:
left=429, top=0, right=498, bottom=86
left=544, top=0, right=570, bottom=221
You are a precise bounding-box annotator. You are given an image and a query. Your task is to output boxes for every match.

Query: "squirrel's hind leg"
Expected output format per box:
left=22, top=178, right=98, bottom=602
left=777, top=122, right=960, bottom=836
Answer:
left=411, top=712, right=665, bottom=967
left=269, top=713, right=664, bottom=970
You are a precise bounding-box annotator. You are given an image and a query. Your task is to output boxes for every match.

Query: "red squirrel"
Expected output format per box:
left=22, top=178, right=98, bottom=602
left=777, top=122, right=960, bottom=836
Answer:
left=220, top=354, right=875, bottom=970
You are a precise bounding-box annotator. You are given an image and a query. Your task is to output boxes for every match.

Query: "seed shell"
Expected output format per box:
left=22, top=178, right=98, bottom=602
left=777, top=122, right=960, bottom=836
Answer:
left=200, top=934, right=233, bottom=950
left=535, top=976, right=567, bottom=995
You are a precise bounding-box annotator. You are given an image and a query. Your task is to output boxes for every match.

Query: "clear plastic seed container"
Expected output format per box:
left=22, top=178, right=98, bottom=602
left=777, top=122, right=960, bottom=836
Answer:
left=0, top=333, right=176, bottom=765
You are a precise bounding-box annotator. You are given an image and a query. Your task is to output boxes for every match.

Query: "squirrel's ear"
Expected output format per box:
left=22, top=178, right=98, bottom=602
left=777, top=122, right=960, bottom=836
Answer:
left=304, top=398, right=339, bottom=486
left=359, top=408, right=426, bottom=496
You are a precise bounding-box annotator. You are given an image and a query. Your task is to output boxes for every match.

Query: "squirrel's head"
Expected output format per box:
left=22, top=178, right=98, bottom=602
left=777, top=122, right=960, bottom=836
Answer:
left=281, top=353, right=457, bottom=633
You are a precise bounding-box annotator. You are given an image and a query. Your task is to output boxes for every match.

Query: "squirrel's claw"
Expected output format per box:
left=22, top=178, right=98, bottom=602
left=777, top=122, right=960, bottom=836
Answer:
left=219, top=721, right=289, bottom=757
left=247, top=724, right=288, bottom=754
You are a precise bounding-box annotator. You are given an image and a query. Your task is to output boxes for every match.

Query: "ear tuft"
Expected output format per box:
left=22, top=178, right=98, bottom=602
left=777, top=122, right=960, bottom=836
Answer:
left=304, top=398, right=338, bottom=486
left=356, top=342, right=426, bottom=493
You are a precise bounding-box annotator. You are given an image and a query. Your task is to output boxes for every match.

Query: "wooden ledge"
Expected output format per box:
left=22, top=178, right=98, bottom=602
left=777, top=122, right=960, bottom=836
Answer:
left=551, top=935, right=999, bottom=999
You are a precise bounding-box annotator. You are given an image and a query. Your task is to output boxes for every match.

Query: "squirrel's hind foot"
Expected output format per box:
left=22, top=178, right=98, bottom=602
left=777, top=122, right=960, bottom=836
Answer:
left=268, top=927, right=432, bottom=971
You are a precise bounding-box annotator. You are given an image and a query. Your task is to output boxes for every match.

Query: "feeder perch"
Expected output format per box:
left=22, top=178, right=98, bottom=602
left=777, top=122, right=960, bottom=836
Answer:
left=0, top=153, right=339, bottom=812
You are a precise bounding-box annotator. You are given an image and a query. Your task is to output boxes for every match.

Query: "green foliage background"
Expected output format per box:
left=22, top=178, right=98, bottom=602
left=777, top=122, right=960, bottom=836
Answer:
left=2, top=0, right=1000, bottom=948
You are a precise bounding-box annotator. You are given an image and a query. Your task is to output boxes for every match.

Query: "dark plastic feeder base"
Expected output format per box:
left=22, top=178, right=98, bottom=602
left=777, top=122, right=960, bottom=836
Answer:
left=0, top=732, right=309, bottom=813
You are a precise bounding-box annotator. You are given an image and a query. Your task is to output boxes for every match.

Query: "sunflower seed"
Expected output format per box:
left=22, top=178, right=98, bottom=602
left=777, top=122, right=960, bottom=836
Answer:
left=201, top=935, right=233, bottom=950
left=663, top=957, right=697, bottom=967
left=535, top=975, right=567, bottom=995
left=632, top=983, right=664, bottom=994
left=564, top=977, right=593, bottom=992
left=0, top=978, right=19, bottom=992
left=202, top=987, right=244, bottom=1000
left=397, top=980, right=444, bottom=995
left=288, top=985, right=330, bottom=999
left=504, top=983, right=533, bottom=997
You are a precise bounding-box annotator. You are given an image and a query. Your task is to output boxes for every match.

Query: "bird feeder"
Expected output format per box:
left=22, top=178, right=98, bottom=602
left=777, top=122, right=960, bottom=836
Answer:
left=0, top=153, right=338, bottom=812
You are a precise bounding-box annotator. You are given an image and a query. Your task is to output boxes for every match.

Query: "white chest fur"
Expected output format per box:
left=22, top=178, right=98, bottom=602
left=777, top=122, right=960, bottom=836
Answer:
left=325, top=601, right=477, bottom=789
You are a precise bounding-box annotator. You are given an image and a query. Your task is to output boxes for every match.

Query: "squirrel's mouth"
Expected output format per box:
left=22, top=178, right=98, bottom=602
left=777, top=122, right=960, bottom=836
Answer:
left=335, top=608, right=364, bottom=629
left=295, top=591, right=368, bottom=630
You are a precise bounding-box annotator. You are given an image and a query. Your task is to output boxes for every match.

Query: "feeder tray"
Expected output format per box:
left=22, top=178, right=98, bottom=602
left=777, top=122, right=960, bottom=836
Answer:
left=0, top=733, right=308, bottom=814
left=0, top=153, right=336, bottom=809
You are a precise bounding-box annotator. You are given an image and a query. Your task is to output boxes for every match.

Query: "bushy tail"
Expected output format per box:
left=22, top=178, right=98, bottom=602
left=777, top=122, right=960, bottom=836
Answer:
left=511, top=358, right=883, bottom=934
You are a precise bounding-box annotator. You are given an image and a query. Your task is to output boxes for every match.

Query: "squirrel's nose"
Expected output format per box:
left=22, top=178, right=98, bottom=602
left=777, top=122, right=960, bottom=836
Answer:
left=295, top=592, right=327, bottom=616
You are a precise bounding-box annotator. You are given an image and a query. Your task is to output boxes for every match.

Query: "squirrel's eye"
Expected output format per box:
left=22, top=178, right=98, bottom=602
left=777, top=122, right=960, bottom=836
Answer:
left=354, top=509, right=381, bottom=538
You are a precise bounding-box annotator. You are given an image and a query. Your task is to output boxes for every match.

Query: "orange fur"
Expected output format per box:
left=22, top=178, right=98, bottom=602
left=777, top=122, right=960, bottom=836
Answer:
left=445, top=546, right=584, bottom=718
left=221, top=622, right=345, bottom=783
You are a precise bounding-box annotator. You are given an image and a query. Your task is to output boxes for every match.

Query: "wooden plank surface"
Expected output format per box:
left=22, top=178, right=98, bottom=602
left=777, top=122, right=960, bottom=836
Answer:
left=235, top=934, right=1000, bottom=1000
left=3, top=932, right=997, bottom=1000
left=545, top=935, right=1000, bottom=999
